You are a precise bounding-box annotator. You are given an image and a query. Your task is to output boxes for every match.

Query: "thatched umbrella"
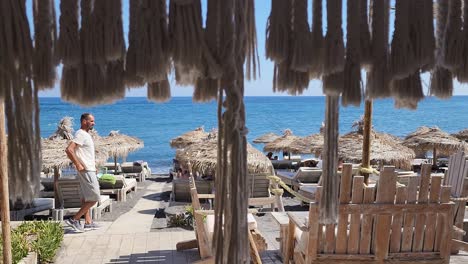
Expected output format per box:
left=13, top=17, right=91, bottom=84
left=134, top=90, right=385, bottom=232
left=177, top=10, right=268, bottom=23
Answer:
left=252, top=132, right=281, bottom=144
left=176, top=138, right=273, bottom=176
left=170, top=127, right=210, bottom=149
left=452, top=129, right=468, bottom=142
left=295, top=133, right=324, bottom=155
left=314, top=128, right=416, bottom=170
left=263, top=129, right=306, bottom=157
left=97, top=130, right=144, bottom=170
left=403, top=126, right=467, bottom=166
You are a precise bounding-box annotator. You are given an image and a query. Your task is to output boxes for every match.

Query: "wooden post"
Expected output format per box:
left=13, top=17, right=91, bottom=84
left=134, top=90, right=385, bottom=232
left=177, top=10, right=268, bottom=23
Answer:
left=114, top=154, right=117, bottom=174
left=53, top=165, right=60, bottom=208
left=362, top=100, right=373, bottom=184
left=433, top=146, right=437, bottom=167
left=320, top=95, right=340, bottom=224
left=0, top=100, right=12, bottom=264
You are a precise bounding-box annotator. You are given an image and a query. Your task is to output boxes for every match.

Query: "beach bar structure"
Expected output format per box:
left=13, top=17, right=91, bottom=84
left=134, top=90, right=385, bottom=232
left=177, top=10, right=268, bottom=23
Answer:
left=2, top=0, right=468, bottom=263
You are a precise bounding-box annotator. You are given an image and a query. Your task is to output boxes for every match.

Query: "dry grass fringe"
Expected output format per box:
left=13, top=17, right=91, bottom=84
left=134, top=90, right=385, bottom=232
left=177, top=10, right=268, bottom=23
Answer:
left=391, top=71, right=424, bottom=110
left=323, top=0, right=345, bottom=75
left=56, top=0, right=80, bottom=66
left=409, top=0, right=435, bottom=71
left=323, top=71, right=344, bottom=96
left=441, top=0, right=464, bottom=70
left=148, top=79, right=171, bottom=102
left=359, top=0, right=372, bottom=69
left=33, top=0, right=57, bottom=90
left=342, top=0, right=362, bottom=107
left=455, top=0, right=468, bottom=82
left=366, top=0, right=391, bottom=99
left=266, top=0, right=290, bottom=64
left=125, top=0, right=145, bottom=88
left=169, top=0, right=204, bottom=86
left=390, top=0, right=416, bottom=80
left=290, top=0, right=312, bottom=72
left=309, top=0, right=324, bottom=79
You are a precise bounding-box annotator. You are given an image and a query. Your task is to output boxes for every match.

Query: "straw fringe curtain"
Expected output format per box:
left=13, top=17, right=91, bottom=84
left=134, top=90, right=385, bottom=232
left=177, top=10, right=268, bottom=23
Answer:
left=309, top=0, right=324, bottom=78
left=366, top=0, right=390, bottom=98
left=430, top=0, right=453, bottom=98
left=359, top=0, right=372, bottom=69
left=342, top=0, right=361, bottom=107
left=0, top=0, right=41, bottom=208
left=441, top=0, right=464, bottom=71
left=455, top=0, right=468, bottom=82
left=32, top=0, right=57, bottom=90
left=409, top=0, right=435, bottom=71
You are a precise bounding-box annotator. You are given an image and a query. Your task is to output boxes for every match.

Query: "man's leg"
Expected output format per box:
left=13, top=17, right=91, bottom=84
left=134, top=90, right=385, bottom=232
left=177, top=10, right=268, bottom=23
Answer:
left=80, top=198, right=93, bottom=225
left=73, top=201, right=97, bottom=221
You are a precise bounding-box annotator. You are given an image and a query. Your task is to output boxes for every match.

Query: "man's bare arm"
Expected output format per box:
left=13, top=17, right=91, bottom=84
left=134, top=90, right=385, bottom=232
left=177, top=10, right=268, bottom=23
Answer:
left=65, top=142, right=85, bottom=171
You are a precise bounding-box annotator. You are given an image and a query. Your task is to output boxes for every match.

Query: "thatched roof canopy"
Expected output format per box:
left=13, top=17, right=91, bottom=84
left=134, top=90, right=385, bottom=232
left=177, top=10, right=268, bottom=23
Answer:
left=339, top=131, right=415, bottom=169
left=263, top=129, right=306, bottom=154
left=402, top=126, right=466, bottom=156
left=170, top=127, right=210, bottom=149
left=452, top=129, right=468, bottom=142
left=97, top=130, right=144, bottom=159
left=176, top=137, right=273, bottom=176
left=253, top=132, right=281, bottom=144
left=314, top=130, right=415, bottom=168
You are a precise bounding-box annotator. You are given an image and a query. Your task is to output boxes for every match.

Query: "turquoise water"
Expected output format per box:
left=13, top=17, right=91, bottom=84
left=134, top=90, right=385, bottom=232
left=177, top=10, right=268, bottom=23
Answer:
left=39, top=96, right=468, bottom=173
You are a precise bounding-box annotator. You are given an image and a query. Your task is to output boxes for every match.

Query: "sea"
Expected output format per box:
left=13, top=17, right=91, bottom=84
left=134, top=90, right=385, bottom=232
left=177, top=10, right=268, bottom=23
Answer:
left=39, top=96, right=468, bottom=174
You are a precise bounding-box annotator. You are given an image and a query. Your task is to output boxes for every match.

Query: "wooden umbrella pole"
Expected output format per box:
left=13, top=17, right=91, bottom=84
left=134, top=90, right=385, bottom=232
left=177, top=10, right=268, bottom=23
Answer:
left=362, top=100, right=373, bottom=184
left=53, top=165, right=60, bottom=208
left=0, top=100, right=12, bottom=264
left=433, top=146, right=437, bottom=167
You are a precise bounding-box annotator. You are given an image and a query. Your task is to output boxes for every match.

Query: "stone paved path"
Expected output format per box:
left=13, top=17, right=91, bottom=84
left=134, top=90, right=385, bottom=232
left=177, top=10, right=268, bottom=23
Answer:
left=54, top=177, right=468, bottom=264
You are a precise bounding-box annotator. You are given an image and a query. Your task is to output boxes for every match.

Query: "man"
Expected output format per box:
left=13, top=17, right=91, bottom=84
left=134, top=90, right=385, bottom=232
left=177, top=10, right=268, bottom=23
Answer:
left=65, top=113, right=100, bottom=232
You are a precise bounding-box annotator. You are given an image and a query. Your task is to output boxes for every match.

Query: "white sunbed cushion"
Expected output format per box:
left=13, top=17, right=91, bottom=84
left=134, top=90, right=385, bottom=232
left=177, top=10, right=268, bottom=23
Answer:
left=99, top=195, right=110, bottom=204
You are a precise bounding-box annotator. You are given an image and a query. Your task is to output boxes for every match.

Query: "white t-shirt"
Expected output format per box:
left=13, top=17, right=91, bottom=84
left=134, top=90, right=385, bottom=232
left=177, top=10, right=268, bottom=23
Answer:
left=72, top=129, right=96, bottom=171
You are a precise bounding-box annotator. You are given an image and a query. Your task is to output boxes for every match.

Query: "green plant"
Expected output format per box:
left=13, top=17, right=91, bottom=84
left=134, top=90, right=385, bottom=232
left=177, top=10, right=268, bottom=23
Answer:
left=0, top=221, right=64, bottom=264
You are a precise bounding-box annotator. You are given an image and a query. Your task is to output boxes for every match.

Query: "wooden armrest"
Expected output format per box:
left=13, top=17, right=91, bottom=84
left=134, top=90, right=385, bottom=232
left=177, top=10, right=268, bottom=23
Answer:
left=453, top=225, right=466, bottom=236
left=287, top=212, right=308, bottom=231
left=198, top=194, right=215, bottom=199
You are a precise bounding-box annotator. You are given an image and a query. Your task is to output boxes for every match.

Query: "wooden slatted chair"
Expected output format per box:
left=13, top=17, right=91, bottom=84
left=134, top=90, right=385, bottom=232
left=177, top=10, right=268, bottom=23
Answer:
left=284, top=164, right=454, bottom=264
left=443, top=151, right=468, bottom=252
left=176, top=176, right=267, bottom=263
left=248, top=173, right=284, bottom=212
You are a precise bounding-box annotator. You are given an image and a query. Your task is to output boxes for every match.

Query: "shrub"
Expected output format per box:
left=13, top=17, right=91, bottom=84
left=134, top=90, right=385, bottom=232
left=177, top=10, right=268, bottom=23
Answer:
left=0, top=221, right=64, bottom=264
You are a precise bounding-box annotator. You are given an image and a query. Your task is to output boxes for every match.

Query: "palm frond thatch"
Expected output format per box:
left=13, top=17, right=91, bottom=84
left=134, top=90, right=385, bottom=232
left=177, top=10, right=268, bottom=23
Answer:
left=452, top=129, right=468, bottom=142
left=170, top=127, right=210, bottom=148
left=176, top=137, right=273, bottom=176
left=97, top=130, right=144, bottom=159
left=403, top=126, right=467, bottom=156
left=252, top=132, right=280, bottom=144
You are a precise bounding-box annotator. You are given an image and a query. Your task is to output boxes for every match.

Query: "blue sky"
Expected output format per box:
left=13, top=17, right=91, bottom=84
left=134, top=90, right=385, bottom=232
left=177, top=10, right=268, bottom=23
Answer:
left=33, top=0, right=467, bottom=97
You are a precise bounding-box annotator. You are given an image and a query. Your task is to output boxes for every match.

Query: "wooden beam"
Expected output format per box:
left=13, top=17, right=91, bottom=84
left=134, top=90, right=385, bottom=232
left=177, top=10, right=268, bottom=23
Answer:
left=0, top=100, right=12, bottom=264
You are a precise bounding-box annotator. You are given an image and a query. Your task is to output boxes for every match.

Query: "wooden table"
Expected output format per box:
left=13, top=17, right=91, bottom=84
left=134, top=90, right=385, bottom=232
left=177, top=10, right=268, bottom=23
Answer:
left=271, top=212, right=288, bottom=260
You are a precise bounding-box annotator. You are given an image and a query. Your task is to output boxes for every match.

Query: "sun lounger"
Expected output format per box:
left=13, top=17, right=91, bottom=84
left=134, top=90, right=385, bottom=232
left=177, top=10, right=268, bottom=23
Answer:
left=121, top=161, right=147, bottom=182
left=271, top=159, right=297, bottom=170
left=248, top=173, right=285, bottom=211
left=103, top=162, right=122, bottom=174
left=100, top=176, right=137, bottom=202
left=51, top=177, right=112, bottom=221
left=276, top=167, right=322, bottom=190
left=9, top=198, right=55, bottom=220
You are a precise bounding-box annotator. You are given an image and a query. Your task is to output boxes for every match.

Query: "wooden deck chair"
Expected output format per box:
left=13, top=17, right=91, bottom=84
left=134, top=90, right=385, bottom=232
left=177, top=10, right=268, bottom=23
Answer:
left=103, top=162, right=122, bottom=174
left=100, top=176, right=137, bottom=202
left=443, top=151, right=468, bottom=252
left=248, top=173, right=285, bottom=211
left=176, top=176, right=267, bottom=263
left=285, top=164, right=454, bottom=264
left=121, top=162, right=146, bottom=182
left=170, top=178, right=213, bottom=203
left=51, top=177, right=112, bottom=221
